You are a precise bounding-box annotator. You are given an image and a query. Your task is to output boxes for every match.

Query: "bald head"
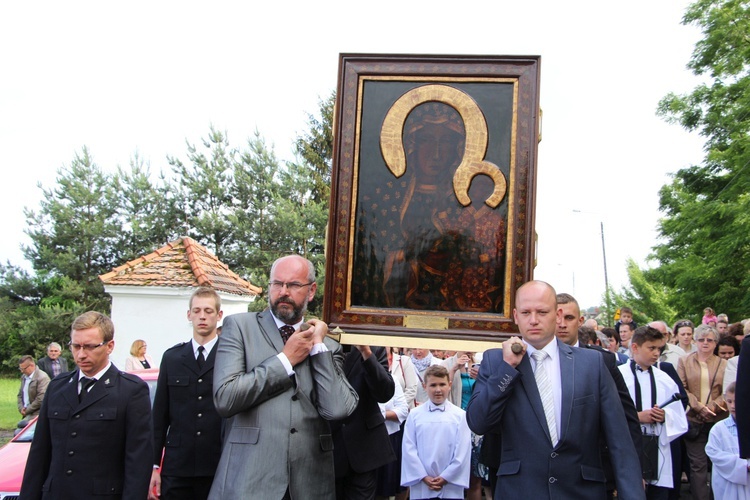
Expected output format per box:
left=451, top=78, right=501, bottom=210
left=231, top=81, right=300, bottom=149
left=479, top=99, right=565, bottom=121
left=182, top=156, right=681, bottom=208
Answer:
left=513, top=281, right=560, bottom=349
left=648, top=321, right=668, bottom=335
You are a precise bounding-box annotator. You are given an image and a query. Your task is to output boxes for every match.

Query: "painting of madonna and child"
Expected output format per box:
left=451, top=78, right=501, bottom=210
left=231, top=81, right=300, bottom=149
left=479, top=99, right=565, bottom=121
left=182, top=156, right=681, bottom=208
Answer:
left=351, top=81, right=515, bottom=316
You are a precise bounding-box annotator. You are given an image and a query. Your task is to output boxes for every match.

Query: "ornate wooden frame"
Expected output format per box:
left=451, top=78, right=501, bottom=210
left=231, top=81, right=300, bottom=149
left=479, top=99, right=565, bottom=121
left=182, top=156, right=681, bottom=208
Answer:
left=323, top=54, right=541, bottom=350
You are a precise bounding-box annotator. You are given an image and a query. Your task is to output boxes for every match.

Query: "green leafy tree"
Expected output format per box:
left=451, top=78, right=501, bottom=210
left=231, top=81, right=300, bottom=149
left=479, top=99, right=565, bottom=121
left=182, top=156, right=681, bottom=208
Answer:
left=610, top=259, right=679, bottom=326
left=650, top=0, right=750, bottom=319
left=0, top=265, right=82, bottom=372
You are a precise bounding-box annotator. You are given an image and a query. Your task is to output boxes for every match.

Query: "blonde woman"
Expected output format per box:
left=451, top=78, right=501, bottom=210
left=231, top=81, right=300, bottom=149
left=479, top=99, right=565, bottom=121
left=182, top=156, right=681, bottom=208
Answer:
left=678, top=325, right=728, bottom=500
left=125, top=339, right=153, bottom=371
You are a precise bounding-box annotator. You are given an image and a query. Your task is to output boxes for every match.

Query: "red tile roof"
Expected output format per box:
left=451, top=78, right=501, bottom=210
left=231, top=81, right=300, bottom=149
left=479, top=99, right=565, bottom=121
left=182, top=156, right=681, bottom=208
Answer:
left=99, top=237, right=262, bottom=296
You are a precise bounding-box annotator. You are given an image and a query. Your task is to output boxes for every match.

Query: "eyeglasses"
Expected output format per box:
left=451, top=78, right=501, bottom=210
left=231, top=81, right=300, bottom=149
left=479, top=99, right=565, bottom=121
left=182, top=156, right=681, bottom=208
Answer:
left=69, top=341, right=107, bottom=352
left=675, top=321, right=693, bottom=329
left=696, top=338, right=716, bottom=343
left=269, top=281, right=314, bottom=292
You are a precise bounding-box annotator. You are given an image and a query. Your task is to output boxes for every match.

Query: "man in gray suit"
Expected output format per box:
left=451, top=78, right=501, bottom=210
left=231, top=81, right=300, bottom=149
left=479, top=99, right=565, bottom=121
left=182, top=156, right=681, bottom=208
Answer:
left=466, top=281, right=645, bottom=499
left=209, top=255, right=358, bottom=499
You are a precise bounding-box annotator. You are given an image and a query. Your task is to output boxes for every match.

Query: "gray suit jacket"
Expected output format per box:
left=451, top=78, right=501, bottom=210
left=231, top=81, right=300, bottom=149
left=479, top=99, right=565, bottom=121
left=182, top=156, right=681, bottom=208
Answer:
left=209, top=312, right=358, bottom=499
left=466, top=340, right=645, bottom=500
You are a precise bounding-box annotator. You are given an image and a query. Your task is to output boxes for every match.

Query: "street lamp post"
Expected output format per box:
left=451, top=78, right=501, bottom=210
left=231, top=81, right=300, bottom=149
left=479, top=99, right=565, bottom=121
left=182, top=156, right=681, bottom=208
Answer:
left=573, top=210, right=611, bottom=326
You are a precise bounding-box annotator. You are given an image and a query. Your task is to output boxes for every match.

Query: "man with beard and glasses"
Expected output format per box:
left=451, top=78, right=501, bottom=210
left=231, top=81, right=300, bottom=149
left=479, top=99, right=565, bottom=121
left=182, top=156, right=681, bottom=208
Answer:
left=208, top=255, right=358, bottom=500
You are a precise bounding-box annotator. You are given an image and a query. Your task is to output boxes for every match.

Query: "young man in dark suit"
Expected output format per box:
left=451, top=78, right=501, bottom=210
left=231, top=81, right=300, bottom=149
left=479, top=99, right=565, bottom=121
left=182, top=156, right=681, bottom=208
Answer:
left=20, top=311, right=152, bottom=500
left=150, top=287, right=224, bottom=500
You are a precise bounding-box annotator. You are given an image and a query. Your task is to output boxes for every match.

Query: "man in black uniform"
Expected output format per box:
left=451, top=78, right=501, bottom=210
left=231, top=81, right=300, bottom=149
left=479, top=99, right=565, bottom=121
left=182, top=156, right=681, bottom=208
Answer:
left=150, top=287, right=224, bottom=499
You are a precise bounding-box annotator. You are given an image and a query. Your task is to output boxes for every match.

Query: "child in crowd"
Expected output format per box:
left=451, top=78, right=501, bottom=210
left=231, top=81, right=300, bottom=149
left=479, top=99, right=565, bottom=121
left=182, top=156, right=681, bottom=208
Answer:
left=705, top=382, right=750, bottom=499
left=702, top=307, right=718, bottom=327
left=615, top=306, right=638, bottom=337
left=401, top=365, right=471, bottom=499
left=618, top=326, right=688, bottom=499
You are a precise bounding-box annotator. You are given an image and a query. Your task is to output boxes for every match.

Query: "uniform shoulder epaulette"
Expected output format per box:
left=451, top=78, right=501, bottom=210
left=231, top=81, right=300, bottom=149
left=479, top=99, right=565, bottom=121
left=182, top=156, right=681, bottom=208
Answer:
left=165, top=341, right=189, bottom=351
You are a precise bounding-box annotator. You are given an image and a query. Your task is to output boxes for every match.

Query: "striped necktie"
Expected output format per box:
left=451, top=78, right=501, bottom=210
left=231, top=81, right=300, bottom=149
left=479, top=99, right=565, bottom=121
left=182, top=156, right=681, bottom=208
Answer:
left=532, top=350, right=558, bottom=446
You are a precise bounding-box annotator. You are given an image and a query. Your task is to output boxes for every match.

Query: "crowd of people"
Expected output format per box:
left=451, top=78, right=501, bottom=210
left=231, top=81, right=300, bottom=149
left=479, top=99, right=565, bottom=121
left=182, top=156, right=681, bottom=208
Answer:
left=12, top=258, right=750, bottom=499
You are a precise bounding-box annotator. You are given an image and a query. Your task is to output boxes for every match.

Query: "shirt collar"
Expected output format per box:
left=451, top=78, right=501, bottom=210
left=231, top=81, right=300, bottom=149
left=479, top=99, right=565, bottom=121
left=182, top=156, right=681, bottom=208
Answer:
left=271, top=313, right=303, bottom=331
left=192, top=335, right=219, bottom=357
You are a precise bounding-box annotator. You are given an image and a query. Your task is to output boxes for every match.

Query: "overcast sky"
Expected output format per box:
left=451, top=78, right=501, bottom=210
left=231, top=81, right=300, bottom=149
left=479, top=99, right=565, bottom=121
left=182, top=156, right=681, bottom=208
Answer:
left=0, top=0, right=705, bottom=308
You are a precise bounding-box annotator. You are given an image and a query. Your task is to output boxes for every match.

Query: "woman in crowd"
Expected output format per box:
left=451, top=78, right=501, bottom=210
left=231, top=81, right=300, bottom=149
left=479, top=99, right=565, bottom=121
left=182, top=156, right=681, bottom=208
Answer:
left=714, top=335, right=740, bottom=360
left=124, top=339, right=153, bottom=371
left=678, top=324, right=728, bottom=500
left=674, top=319, right=697, bottom=354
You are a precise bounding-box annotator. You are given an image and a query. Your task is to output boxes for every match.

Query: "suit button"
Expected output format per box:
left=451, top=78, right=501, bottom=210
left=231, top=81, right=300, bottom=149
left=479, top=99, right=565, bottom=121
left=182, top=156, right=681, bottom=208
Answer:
left=176, top=379, right=180, bottom=383
left=292, top=396, right=298, bottom=401
left=74, top=414, right=80, bottom=419
left=198, top=396, right=203, bottom=400
left=196, top=431, right=201, bottom=436
left=197, top=413, right=202, bottom=418
left=198, top=378, right=203, bottom=383
left=66, top=470, right=73, bottom=476
left=549, top=477, right=557, bottom=483
left=550, top=452, right=558, bottom=458
left=68, top=451, right=74, bottom=456
left=53, top=411, right=59, bottom=416
left=71, top=432, right=77, bottom=437
left=291, top=428, right=297, bottom=434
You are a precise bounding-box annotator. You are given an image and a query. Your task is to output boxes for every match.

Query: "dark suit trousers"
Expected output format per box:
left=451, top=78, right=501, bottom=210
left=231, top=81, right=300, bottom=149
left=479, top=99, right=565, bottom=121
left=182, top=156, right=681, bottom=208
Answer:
left=161, top=475, right=214, bottom=500
left=335, top=469, right=377, bottom=500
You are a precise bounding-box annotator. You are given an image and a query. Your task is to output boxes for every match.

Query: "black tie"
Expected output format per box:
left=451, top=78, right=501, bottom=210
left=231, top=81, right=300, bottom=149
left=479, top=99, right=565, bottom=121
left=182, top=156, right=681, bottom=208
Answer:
left=279, top=325, right=295, bottom=344
left=79, top=377, right=96, bottom=403
left=197, top=346, right=205, bottom=369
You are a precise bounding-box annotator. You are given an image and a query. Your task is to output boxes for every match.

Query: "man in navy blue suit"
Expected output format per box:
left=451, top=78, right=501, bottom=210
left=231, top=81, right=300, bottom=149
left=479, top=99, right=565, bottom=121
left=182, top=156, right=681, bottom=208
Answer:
left=466, top=281, right=644, bottom=499
left=736, top=334, right=750, bottom=458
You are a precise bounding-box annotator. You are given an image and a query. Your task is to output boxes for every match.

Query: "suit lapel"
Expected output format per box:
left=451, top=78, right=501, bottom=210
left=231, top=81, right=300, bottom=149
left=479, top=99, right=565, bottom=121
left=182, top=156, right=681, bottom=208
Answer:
left=62, top=371, right=80, bottom=410
left=180, top=342, right=201, bottom=376
left=257, top=311, right=285, bottom=352
left=558, top=340, right=575, bottom=445
left=76, top=365, right=119, bottom=412
left=517, top=354, right=553, bottom=445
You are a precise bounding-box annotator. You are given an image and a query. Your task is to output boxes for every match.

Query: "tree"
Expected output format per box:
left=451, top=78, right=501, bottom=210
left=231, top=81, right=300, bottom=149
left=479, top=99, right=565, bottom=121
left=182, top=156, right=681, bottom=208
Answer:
left=294, top=91, right=335, bottom=203
left=610, top=259, right=679, bottom=326
left=650, top=0, right=750, bottom=319
left=115, top=153, right=184, bottom=262
left=168, top=126, right=235, bottom=261
left=23, top=147, right=120, bottom=310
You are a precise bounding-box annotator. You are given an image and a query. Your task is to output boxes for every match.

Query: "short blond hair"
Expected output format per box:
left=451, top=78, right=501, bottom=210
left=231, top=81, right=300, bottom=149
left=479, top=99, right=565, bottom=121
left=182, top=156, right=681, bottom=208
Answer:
left=71, top=311, right=115, bottom=342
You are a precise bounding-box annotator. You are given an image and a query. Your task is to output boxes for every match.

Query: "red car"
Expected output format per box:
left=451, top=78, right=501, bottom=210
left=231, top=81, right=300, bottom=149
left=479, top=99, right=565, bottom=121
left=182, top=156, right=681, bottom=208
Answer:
left=0, top=369, right=160, bottom=499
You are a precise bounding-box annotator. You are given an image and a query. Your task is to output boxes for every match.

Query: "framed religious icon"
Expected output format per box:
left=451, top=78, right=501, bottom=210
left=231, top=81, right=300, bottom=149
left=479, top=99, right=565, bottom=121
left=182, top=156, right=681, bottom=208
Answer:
left=323, top=53, right=541, bottom=351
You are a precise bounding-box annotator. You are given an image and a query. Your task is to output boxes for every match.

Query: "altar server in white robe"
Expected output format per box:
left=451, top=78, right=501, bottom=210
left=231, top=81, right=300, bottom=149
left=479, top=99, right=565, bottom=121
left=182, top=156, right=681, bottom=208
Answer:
left=401, top=365, right=471, bottom=499
left=706, top=382, right=750, bottom=500
left=619, top=326, right=688, bottom=497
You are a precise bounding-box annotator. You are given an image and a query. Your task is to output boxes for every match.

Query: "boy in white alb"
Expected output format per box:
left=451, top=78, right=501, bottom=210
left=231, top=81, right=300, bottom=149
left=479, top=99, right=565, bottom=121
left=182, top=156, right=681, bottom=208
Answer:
left=401, top=365, right=471, bottom=499
left=618, top=326, right=688, bottom=499
left=706, top=382, right=750, bottom=499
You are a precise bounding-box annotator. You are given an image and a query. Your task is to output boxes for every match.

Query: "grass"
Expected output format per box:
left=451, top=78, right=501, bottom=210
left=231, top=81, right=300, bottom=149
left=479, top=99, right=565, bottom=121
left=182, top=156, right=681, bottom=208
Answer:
left=0, top=377, right=20, bottom=431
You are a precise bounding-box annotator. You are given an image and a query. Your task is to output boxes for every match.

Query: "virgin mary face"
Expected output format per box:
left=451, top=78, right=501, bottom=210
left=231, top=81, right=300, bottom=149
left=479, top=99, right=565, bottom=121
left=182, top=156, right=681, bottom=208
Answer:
left=413, top=122, right=463, bottom=180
